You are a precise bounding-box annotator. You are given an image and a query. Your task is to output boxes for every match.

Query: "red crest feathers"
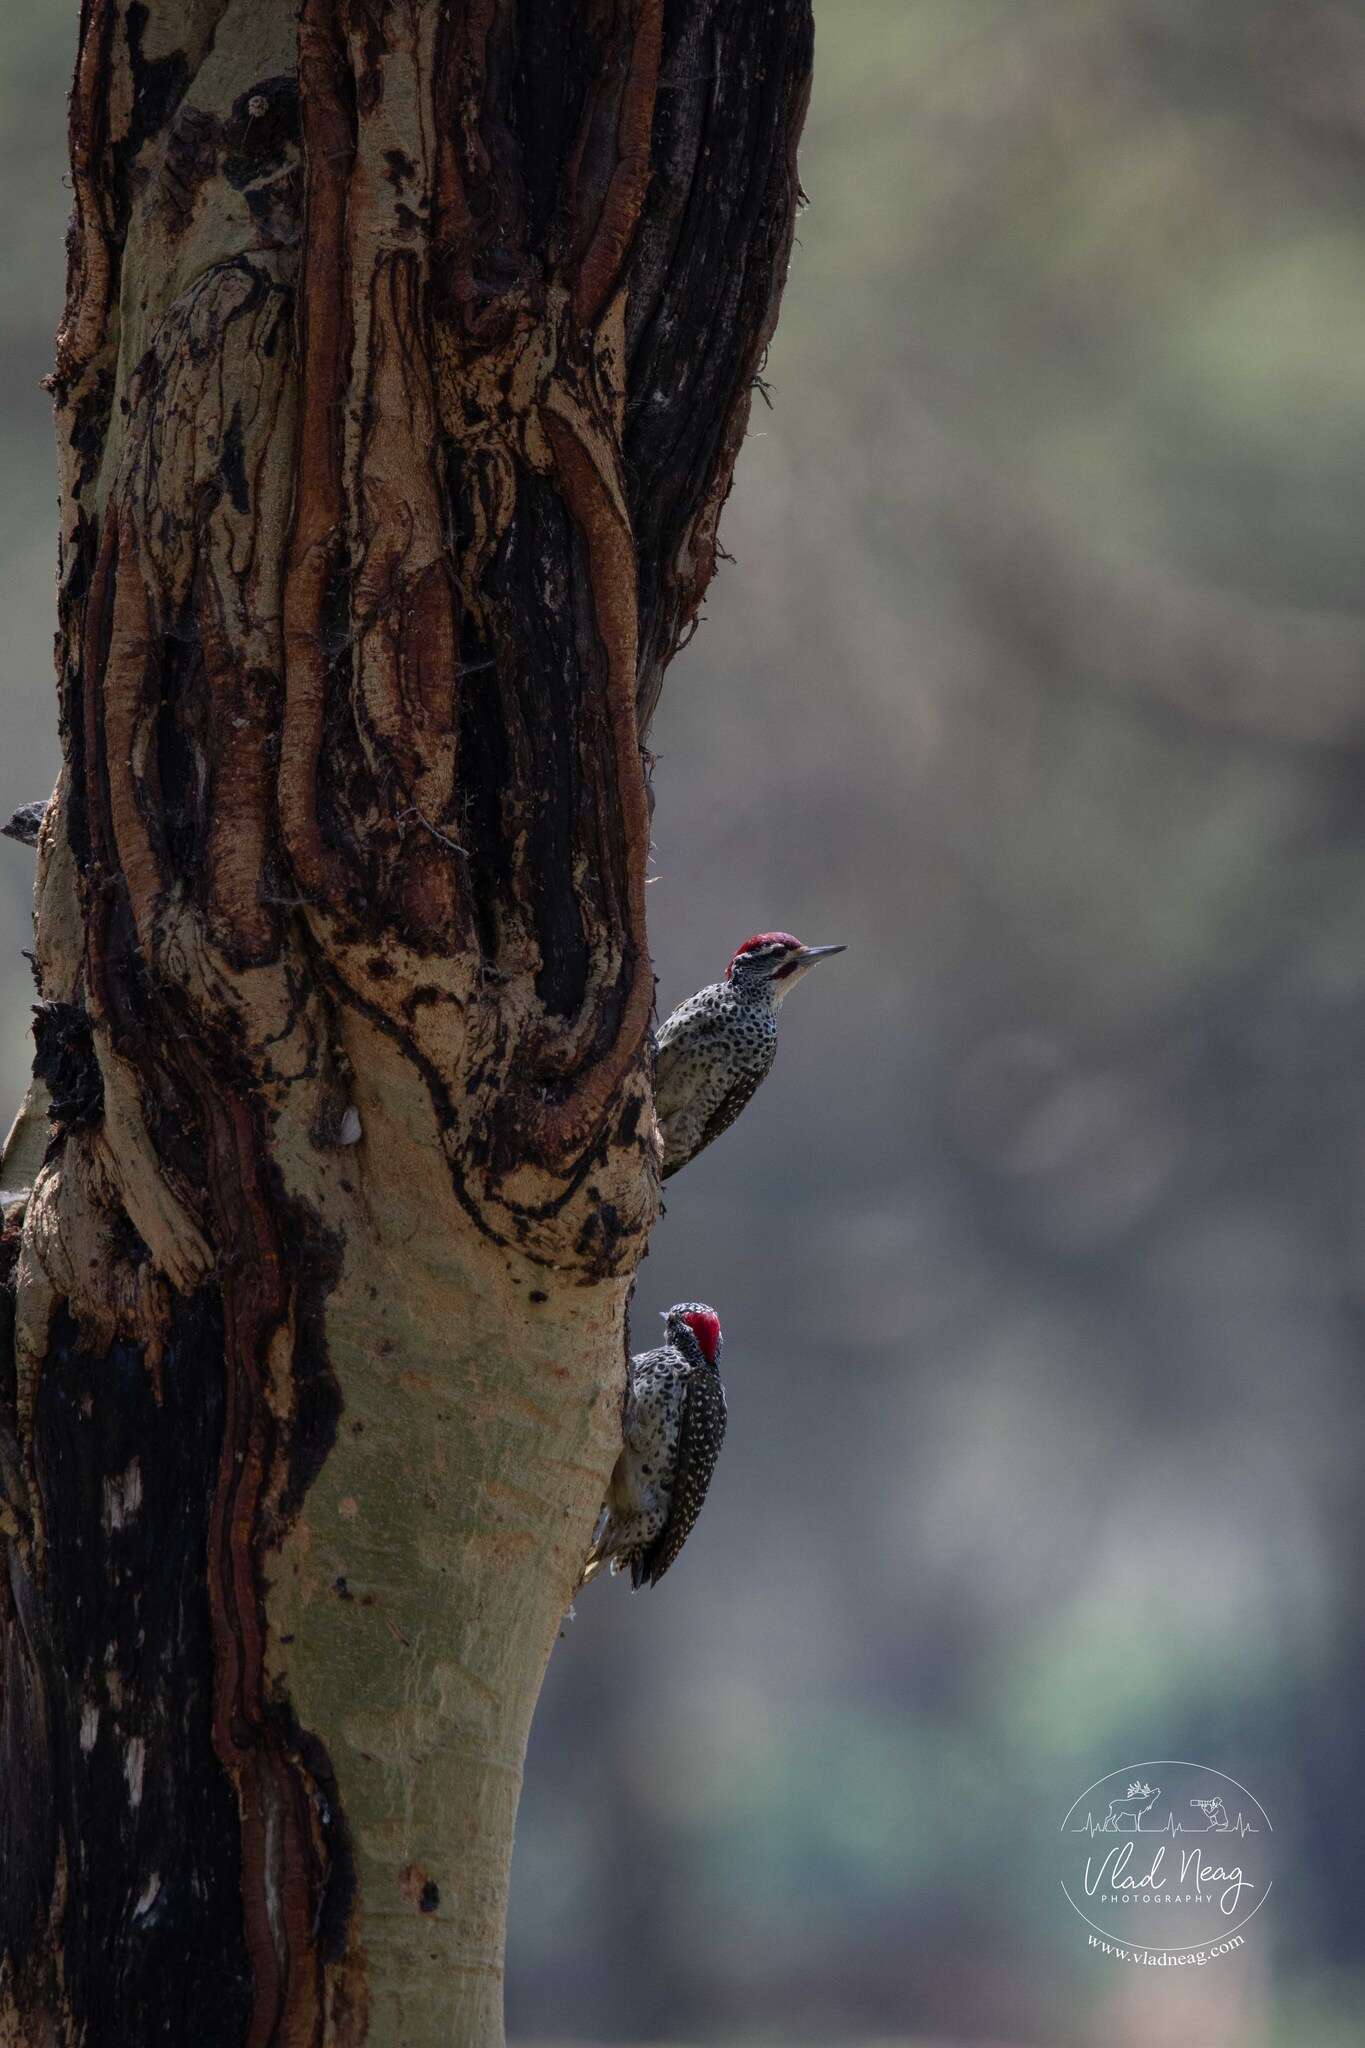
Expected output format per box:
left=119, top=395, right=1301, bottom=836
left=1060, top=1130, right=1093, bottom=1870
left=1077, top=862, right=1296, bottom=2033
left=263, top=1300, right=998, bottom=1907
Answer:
left=680, top=1308, right=722, bottom=1365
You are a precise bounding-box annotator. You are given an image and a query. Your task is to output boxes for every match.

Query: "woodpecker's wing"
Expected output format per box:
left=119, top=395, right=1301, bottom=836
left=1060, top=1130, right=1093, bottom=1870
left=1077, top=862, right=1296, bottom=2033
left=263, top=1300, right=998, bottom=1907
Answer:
left=634, top=1368, right=727, bottom=1587
left=659, top=1067, right=765, bottom=1180
left=695, top=1068, right=765, bottom=1155
left=652, top=998, right=710, bottom=1117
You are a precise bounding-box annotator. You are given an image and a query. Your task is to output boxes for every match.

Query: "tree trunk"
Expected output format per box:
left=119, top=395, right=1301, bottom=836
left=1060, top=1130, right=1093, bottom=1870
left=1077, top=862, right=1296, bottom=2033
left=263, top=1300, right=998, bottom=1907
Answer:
left=0, top=4, right=812, bottom=2043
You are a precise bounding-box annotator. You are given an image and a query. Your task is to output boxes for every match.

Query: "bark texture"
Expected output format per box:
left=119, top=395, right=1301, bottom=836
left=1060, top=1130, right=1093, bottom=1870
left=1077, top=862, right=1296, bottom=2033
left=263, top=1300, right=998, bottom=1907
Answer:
left=0, top=3, right=813, bottom=2044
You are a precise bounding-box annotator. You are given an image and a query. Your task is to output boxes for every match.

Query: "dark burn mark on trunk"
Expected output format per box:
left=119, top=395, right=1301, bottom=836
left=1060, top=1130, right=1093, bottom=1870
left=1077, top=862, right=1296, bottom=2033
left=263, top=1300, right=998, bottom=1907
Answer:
left=160, top=77, right=302, bottom=245
left=57, top=513, right=101, bottom=886
left=0, top=1558, right=58, bottom=1995
left=489, top=472, right=589, bottom=1017
left=224, top=77, right=300, bottom=193
left=274, top=1199, right=345, bottom=1529
left=155, top=615, right=208, bottom=883
left=21, top=1294, right=252, bottom=2045
left=0, top=1234, right=48, bottom=1987
left=576, top=1185, right=626, bottom=1269
left=115, top=5, right=191, bottom=239
left=32, top=1001, right=105, bottom=1137
left=244, top=164, right=305, bottom=244
left=616, top=1091, right=644, bottom=1150
left=69, top=369, right=115, bottom=499
left=62, top=507, right=101, bottom=612
left=513, top=0, right=596, bottom=251
left=144, top=1061, right=210, bottom=1212
left=624, top=0, right=814, bottom=711
left=219, top=403, right=250, bottom=514
left=451, top=644, right=512, bottom=970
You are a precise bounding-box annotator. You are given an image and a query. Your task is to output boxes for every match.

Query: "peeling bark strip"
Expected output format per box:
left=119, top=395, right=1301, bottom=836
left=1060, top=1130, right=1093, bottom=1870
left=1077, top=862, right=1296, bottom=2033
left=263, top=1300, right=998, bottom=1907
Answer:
left=3, top=3, right=813, bottom=2044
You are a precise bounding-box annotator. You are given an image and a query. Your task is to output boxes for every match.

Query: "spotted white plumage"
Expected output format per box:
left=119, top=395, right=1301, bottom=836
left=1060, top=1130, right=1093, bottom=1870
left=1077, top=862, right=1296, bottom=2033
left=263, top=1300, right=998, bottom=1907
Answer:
left=653, top=933, right=845, bottom=1178
left=581, top=1303, right=727, bottom=1590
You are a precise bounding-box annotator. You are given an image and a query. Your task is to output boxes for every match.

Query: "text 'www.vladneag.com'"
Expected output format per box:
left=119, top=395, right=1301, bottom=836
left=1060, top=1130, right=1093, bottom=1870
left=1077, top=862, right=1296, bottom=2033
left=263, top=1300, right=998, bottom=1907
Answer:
left=1087, top=1933, right=1246, bottom=1966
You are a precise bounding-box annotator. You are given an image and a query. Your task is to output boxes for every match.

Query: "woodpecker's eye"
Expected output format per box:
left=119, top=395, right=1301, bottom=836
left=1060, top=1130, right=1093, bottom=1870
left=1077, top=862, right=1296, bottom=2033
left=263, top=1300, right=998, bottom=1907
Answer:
left=733, top=931, right=801, bottom=960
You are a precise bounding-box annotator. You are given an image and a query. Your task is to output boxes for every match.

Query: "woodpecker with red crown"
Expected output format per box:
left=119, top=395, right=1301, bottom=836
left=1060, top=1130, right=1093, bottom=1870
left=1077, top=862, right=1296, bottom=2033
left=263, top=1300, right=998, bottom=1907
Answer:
left=653, top=933, right=846, bottom=1178
left=581, top=1304, right=727, bottom=1589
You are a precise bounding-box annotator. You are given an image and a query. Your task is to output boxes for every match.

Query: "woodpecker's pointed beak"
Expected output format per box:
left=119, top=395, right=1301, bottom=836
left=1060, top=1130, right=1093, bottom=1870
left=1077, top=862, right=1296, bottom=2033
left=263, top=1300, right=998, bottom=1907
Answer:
left=773, top=941, right=846, bottom=999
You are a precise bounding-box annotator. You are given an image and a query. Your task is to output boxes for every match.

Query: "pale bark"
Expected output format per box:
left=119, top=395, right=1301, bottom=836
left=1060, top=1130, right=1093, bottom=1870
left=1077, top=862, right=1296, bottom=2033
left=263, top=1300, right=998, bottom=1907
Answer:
left=0, top=2, right=812, bottom=2043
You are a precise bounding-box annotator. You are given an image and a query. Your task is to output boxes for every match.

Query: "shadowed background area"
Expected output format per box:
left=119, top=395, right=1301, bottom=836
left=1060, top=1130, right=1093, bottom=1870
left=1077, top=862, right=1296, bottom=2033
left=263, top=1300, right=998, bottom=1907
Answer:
left=4, top=4, right=1365, bottom=2044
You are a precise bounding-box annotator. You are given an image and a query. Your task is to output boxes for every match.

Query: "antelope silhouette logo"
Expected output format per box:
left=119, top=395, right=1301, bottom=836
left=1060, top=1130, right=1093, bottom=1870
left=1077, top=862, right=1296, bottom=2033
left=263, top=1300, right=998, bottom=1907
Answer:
left=1101, top=1781, right=1160, bottom=1831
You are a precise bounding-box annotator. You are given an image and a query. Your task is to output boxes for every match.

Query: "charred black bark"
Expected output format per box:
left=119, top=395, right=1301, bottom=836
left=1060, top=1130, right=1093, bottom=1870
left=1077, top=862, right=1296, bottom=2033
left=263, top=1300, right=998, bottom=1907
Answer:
left=627, top=0, right=815, bottom=724
left=4, top=1293, right=252, bottom=2046
left=38, top=1302, right=250, bottom=2046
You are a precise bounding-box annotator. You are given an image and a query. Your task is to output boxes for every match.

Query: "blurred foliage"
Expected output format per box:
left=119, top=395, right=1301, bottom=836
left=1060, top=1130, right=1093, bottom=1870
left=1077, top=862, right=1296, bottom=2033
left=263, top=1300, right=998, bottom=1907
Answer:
left=4, top=3, right=1365, bottom=2044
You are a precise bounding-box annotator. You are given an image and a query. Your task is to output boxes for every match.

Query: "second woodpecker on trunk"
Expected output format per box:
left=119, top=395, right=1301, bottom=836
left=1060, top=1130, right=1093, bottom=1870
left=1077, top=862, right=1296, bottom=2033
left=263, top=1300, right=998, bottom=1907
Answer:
left=581, top=1304, right=727, bottom=1589
left=653, top=932, right=846, bottom=1178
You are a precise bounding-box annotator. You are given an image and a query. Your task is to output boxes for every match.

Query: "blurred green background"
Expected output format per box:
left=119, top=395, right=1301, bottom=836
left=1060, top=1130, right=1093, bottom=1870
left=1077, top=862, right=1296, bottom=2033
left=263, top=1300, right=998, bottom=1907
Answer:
left=5, top=4, right=1365, bottom=2044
